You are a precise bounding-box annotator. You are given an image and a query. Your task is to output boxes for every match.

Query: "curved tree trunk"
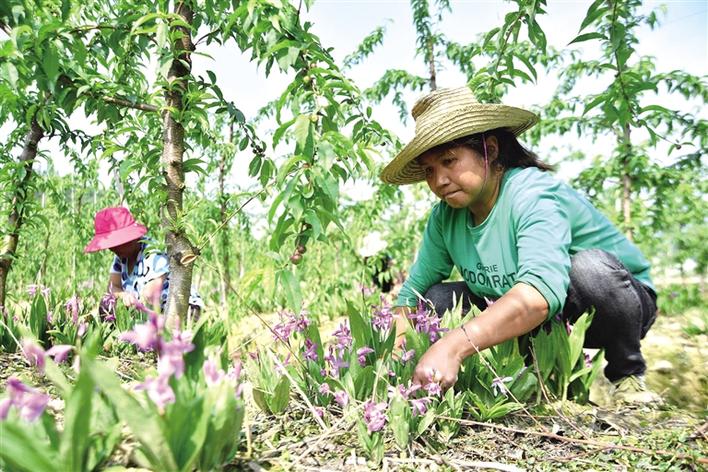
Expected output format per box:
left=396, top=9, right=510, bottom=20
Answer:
left=161, top=1, right=196, bottom=326
left=0, top=119, right=44, bottom=309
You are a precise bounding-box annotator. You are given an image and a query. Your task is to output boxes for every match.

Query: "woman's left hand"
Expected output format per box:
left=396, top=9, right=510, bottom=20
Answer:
left=412, top=333, right=463, bottom=391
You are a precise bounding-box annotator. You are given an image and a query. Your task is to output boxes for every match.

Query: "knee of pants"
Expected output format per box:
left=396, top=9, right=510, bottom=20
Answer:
left=424, top=284, right=450, bottom=309
left=568, top=249, right=630, bottom=298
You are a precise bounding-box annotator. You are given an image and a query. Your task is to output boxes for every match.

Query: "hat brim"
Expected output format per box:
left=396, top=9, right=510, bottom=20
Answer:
left=84, top=224, right=147, bottom=253
left=380, top=104, right=539, bottom=185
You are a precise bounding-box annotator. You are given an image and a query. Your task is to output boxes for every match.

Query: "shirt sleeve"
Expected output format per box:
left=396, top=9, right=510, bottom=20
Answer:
left=109, top=256, right=122, bottom=275
left=144, top=253, right=170, bottom=282
left=512, top=184, right=572, bottom=319
left=396, top=204, right=455, bottom=307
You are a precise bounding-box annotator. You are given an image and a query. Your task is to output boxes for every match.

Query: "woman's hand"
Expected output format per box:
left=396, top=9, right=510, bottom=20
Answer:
left=119, top=292, right=139, bottom=308
left=412, top=330, right=465, bottom=391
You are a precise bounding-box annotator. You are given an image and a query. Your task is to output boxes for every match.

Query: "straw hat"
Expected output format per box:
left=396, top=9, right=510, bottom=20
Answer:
left=84, top=207, right=147, bottom=253
left=380, top=86, right=539, bottom=185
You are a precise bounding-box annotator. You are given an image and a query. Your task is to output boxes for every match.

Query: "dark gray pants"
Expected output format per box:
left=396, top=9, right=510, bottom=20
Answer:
left=424, top=249, right=657, bottom=382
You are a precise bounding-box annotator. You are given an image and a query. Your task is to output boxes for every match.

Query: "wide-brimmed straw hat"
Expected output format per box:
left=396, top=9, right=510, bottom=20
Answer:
left=84, top=207, right=147, bottom=253
left=380, top=86, right=539, bottom=185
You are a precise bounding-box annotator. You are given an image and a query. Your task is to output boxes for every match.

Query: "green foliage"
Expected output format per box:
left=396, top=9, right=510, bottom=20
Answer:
left=0, top=349, right=121, bottom=472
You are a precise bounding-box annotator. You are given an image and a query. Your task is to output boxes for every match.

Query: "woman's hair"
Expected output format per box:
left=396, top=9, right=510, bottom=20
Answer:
left=426, top=127, right=554, bottom=172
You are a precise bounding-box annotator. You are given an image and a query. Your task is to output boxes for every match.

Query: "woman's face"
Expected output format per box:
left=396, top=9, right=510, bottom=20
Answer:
left=418, top=145, right=490, bottom=209
left=109, top=239, right=141, bottom=259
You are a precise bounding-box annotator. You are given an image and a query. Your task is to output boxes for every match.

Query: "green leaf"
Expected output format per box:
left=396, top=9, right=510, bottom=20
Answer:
left=41, top=46, right=60, bottom=90
left=568, top=32, right=605, bottom=45
left=347, top=302, right=370, bottom=349
left=277, top=269, right=302, bottom=312
left=59, top=366, right=93, bottom=472
left=583, top=94, right=607, bottom=115
left=0, top=421, right=59, bottom=472
left=292, top=114, right=312, bottom=154
left=389, top=394, right=410, bottom=450
left=269, top=375, right=291, bottom=414
left=580, top=2, right=609, bottom=32
left=165, top=394, right=209, bottom=471
left=86, top=358, right=177, bottom=470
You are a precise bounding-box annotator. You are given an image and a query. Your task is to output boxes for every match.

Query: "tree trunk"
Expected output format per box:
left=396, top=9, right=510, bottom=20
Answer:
left=621, top=123, right=633, bottom=242
left=161, top=1, right=196, bottom=324
left=0, top=119, right=44, bottom=309
left=218, top=124, right=233, bottom=305
left=427, top=37, right=437, bottom=91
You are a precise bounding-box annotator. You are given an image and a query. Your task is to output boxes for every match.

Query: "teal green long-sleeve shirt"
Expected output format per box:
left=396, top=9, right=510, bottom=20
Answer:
left=396, top=167, right=654, bottom=318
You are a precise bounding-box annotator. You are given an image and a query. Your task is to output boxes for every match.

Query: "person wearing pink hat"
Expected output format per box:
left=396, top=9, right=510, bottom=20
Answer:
left=85, top=207, right=203, bottom=315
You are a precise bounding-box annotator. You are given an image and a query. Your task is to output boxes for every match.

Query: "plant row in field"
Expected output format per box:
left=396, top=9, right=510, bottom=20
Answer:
left=1, top=287, right=603, bottom=469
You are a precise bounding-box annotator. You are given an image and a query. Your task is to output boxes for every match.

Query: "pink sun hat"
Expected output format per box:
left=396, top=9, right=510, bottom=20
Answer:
left=84, top=207, right=148, bottom=253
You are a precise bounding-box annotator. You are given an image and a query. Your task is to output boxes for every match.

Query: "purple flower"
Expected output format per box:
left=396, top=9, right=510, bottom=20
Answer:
left=204, top=358, right=225, bottom=386
left=100, top=292, right=117, bottom=322
left=133, top=300, right=158, bottom=318
left=27, top=284, right=39, bottom=296
left=324, top=346, right=349, bottom=376
left=22, top=340, right=46, bottom=373
left=119, top=313, right=166, bottom=352
left=157, top=331, right=195, bottom=379
left=227, top=361, right=244, bottom=398
left=388, top=382, right=420, bottom=400
left=332, top=322, right=352, bottom=351
left=356, top=346, right=374, bottom=367
left=137, top=375, right=175, bottom=413
left=584, top=352, right=592, bottom=368
left=491, top=376, right=513, bottom=397
left=46, top=310, right=53, bottom=324
left=120, top=322, right=159, bottom=351
left=0, top=398, right=11, bottom=420
left=410, top=397, right=430, bottom=417
left=272, top=319, right=293, bottom=343
left=2, top=377, right=49, bottom=422
left=400, top=340, right=415, bottom=364
left=18, top=390, right=50, bottom=421
left=41, top=286, right=51, bottom=298
left=77, top=322, right=87, bottom=338
left=565, top=320, right=572, bottom=336
left=408, top=302, right=448, bottom=342
left=314, top=406, right=325, bottom=418
left=319, top=383, right=331, bottom=395
left=46, top=345, right=73, bottom=364
left=359, top=284, right=374, bottom=297
left=272, top=310, right=310, bottom=342
left=303, top=338, right=318, bottom=362
left=292, top=310, right=311, bottom=333
left=424, top=382, right=442, bottom=397
left=65, top=295, right=81, bottom=324
left=334, top=390, right=349, bottom=407
left=371, top=303, right=393, bottom=332
left=363, top=400, right=387, bottom=433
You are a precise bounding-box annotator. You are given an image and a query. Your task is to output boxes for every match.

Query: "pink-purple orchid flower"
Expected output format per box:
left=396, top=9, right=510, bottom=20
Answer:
left=0, top=377, right=49, bottom=422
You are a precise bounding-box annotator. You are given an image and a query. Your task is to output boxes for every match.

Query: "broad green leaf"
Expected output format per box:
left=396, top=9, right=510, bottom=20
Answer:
left=0, top=421, right=59, bottom=472
left=347, top=303, right=370, bottom=349
left=86, top=359, right=177, bottom=470
left=59, top=365, right=94, bottom=471
left=41, top=46, right=59, bottom=90
left=277, top=269, right=302, bottom=312
left=269, top=375, right=291, bottom=413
